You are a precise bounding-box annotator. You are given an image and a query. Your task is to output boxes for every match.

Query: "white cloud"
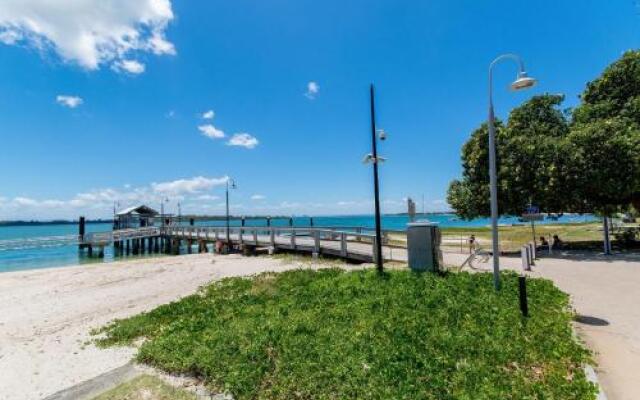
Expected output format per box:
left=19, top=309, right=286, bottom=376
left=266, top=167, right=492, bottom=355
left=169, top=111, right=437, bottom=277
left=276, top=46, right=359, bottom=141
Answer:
left=0, top=176, right=241, bottom=220
left=152, top=176, right=228, bottom=195
left=198, top=124, right=225, bottom=139
left=251, top=194, right=266, bottom=201
left=196, top=194, right=220, bottom=201
left=227, top=133, right=259, bottom=149
left=13, top=197, right=38, bottom=206
left=0, top=0, right=176, bottom=73
left=56, top=95, right=83, bottom=108
left=305, top=81, right=319, bottom=99
left=279, top=201, right=301, bottom=209
left=0, top=29, right=20, bottom=44
left=202, top=110, right=215, bottom=120
left=113, top=59, right=145, bottom=74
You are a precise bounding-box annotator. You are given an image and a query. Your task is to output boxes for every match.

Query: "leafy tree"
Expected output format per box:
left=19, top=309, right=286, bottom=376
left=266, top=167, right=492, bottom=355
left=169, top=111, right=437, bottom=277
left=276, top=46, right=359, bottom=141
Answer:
left=572, top=50, right=640, bottom=251
left=573, top=50, right=640, bottom=126
left=565, top=119, right=640, bottom=216
left=449, top=52, right=640, bottom=252
left=446, top=122, right=498, bottom=219
left=500, top=94, right=572, bottom=213
left=447, top=94, right=571, bottom=219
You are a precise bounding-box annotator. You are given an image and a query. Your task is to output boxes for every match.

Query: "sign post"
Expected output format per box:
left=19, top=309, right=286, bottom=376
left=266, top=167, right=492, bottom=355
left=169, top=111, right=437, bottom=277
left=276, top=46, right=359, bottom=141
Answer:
left=521, top=205, right=543, bottom=246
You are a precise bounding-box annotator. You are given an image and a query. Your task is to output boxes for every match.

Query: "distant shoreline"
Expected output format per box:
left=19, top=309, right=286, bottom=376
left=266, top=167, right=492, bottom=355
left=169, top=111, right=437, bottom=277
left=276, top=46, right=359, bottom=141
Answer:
left=0, top=213, right=454, bottom=227
left=0, top=219, right=112, bottom=227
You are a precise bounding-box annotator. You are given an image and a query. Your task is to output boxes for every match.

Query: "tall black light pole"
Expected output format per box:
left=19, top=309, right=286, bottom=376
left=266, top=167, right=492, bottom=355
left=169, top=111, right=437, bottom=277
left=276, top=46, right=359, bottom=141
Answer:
left=369, top=84, right=384, bottom=273
left=225, top=178, right=236, bottom=252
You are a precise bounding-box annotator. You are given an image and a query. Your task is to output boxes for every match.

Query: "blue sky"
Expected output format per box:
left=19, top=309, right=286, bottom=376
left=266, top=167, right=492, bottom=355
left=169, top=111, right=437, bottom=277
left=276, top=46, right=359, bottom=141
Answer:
left=0, top=0, right=638, bottom=219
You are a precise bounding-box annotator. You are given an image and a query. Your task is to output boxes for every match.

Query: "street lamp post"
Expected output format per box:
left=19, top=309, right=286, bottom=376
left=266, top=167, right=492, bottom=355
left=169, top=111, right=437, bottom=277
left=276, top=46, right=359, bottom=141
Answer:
left=225, top=178, right=236, bottom=252
left=364, top=84, right=387, bottom=273
left=488, top=54, right=537, bottom=290
left=113, top=201, right=120, bottom=229
left=160, top=197, right=169, bottom=229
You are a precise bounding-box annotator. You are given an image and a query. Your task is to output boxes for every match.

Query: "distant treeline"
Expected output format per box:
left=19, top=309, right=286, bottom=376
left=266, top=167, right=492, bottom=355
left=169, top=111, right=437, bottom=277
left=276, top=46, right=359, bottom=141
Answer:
left=0, top=219, right=113, bottom=227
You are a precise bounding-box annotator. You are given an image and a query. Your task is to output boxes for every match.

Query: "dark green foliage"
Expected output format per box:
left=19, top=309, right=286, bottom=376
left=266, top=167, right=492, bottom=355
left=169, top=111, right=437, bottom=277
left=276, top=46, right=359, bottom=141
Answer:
left=565, top=119, right=640, bottom=215
left=96, top=269, right=596, bottom=399
left=574, top=50, right=640, bottom=126
left=501, top=95, right=573, bottom=213
left=447, top=94, right=572, bottom=218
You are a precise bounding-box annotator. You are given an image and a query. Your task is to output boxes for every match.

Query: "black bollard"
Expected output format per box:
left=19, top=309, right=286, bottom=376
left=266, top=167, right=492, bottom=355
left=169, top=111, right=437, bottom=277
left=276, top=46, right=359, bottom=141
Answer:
left=518, top=275, right=529, bottom=317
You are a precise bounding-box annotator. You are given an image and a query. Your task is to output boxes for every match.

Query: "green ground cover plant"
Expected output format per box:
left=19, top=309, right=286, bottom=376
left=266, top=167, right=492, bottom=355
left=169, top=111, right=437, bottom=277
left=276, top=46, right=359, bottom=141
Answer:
left=95, top=269, right=597, bottom=399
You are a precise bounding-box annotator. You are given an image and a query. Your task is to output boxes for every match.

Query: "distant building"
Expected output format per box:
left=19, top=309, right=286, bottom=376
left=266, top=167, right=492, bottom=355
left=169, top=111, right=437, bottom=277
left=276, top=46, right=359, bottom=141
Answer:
left=115, top=205, right=159, bottom=229
left=407, top=197, right=417, bottom=222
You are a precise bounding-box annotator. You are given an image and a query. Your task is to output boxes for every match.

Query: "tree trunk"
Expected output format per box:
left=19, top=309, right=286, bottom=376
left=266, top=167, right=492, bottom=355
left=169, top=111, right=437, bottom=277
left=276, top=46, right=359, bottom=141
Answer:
left=603, top=216, right=611, bottom=255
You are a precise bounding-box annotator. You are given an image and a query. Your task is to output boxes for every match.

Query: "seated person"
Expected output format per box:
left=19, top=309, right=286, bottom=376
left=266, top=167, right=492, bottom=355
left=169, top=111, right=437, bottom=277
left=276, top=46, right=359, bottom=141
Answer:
left=539, top=236, right=549, bottom=248
left=552, top=234, right=563, bottom=249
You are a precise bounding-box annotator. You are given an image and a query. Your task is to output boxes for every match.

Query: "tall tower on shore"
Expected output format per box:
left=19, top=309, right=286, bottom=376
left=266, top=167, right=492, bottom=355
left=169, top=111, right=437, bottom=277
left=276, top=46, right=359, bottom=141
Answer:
left=407, top=197, right=417, bottom=222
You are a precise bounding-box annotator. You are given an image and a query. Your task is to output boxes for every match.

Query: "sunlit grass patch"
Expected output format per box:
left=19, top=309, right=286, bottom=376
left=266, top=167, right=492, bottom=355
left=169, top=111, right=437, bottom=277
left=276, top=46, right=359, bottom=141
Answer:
left=95, top=269, right=597, bottom=399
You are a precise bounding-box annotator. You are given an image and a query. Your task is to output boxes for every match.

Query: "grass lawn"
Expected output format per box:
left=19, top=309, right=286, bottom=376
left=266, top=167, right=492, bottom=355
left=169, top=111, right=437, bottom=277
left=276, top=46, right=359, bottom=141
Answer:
left=92, top=374, right=196, bottom=400
left=95, top=269, right=597, bottom=399
left=439, top=223, right=604, bottom=252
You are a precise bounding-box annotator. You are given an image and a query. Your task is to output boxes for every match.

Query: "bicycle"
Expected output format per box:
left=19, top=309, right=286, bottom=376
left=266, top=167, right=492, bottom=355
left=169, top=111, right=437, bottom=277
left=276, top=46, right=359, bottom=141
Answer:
left=456, top=243, right=491, bottom=272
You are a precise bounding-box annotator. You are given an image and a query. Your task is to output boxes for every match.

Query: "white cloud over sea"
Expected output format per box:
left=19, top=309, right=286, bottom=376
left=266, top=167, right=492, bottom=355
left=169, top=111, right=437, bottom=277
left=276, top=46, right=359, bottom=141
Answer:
left=0, top=175, right=451, bottom=219
left=0, top=0, right=176, bottom=73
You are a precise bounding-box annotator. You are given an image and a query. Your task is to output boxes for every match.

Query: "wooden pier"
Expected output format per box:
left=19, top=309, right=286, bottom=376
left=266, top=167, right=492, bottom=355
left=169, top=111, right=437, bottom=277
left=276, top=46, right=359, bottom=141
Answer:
left=79, top=225, right=408, bottom=263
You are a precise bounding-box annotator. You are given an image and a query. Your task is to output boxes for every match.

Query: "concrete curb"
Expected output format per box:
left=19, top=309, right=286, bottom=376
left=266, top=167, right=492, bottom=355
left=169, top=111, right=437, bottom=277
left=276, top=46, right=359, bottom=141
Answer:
left=42, top=362, right=141, bottom=400
left=585, top=364, right=608, bottom=400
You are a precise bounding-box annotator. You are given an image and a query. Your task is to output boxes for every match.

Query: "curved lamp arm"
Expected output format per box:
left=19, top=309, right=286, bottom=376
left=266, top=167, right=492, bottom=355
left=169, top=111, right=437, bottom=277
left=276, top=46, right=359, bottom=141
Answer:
left=488, top=53, right=527, bottom=107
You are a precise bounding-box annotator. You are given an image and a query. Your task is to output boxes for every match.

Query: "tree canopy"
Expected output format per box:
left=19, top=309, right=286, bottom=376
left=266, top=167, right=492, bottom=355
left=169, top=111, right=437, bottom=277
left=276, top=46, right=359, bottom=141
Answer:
left=447, top=94, right=571, bottom=218
left=448, top=50, right=640, bottom=219
left=574, top=50, right=640, bottom=126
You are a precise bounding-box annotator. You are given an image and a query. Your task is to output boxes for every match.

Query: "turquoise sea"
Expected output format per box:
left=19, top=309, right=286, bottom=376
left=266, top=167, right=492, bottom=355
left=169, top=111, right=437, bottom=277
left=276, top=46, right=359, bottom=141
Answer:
left=0, top=213, right=596, bottom=273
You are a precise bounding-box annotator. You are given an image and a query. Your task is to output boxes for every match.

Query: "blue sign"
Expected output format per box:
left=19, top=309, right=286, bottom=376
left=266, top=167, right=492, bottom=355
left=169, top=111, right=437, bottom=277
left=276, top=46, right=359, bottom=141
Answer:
left=525, top=205, right=540, bottom=214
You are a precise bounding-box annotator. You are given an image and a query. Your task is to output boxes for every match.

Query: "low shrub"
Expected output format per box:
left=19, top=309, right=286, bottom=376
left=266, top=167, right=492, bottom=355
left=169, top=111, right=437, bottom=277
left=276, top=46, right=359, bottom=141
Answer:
left=95, top=269, right=596, bottom=399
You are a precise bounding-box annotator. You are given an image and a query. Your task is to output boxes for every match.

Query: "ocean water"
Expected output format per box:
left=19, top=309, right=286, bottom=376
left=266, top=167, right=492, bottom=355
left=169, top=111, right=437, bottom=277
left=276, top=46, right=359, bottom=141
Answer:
left=0, top=213, right=596, bottom=273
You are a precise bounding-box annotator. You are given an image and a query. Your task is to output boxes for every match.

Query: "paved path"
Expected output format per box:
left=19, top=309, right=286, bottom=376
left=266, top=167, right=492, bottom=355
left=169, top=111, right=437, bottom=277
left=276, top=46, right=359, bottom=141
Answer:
left=444, top=251, right=640, bottom=400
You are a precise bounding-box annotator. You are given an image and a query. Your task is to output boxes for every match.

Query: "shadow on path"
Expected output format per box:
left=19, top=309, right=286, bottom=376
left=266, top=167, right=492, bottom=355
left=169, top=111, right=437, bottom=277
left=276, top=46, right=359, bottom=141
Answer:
left=575, top=315, right=610, bottom=327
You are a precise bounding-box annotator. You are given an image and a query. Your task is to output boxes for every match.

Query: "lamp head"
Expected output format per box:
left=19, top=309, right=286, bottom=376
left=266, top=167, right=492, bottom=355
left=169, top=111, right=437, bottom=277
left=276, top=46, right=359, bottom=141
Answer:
left=511, top=71, right=537, bottom=91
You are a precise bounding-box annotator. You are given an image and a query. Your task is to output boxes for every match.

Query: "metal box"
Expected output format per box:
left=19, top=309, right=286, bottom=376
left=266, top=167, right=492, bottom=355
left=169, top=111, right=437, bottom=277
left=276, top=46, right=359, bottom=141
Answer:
left=407, top=222, right=442, bottom=272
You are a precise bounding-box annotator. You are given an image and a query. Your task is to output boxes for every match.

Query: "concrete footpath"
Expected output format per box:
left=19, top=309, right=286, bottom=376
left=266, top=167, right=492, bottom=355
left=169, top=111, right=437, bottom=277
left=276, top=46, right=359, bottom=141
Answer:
left=444, top=251, right=640, bottom=400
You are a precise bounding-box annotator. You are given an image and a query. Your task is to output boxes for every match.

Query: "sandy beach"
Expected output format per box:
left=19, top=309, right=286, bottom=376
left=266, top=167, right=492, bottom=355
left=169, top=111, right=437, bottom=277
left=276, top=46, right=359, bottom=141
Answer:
left=0, top=253, right=300, bottom=400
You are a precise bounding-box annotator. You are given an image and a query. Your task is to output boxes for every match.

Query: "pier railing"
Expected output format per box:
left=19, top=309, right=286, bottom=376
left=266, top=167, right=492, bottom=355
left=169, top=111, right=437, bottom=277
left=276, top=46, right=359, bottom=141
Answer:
left=163, top=225, right=406, bottom=262
left=82, top=227, right=161, bottom=245
left=79, top=225, right=408, bottom=262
